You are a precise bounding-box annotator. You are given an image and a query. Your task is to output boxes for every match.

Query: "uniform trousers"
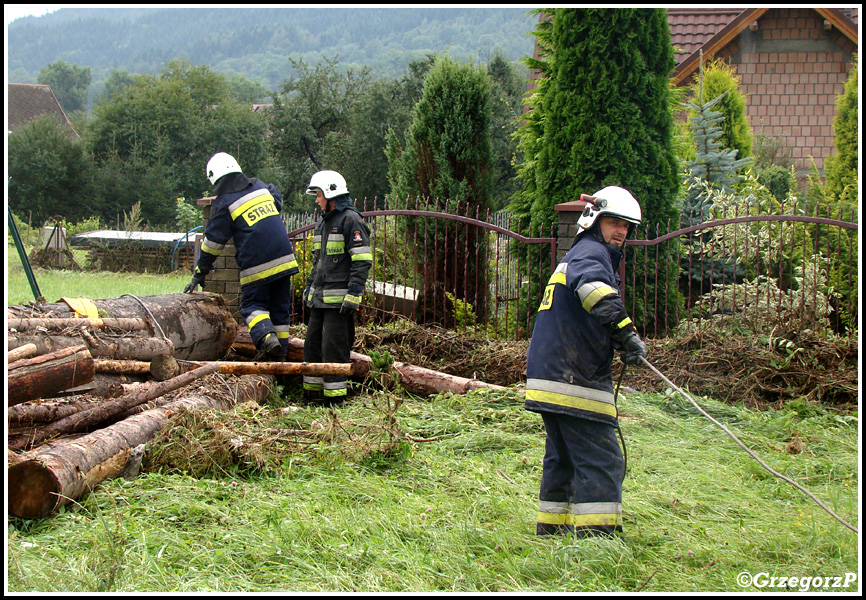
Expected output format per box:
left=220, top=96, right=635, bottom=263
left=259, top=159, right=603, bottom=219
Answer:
left=303, top=307, right=354, bottom=400
left=238, top=274, right=294, bottom=357
left=537, top=412, right=624, bottom=538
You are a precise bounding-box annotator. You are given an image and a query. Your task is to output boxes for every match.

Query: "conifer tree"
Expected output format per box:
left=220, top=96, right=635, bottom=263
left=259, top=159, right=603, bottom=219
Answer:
left=512, top=8, right=680, bottom=332
left=386, top=56, right=495, bottom=323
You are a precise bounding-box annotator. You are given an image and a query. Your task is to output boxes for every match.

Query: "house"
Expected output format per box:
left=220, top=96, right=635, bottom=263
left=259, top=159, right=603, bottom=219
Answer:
left=527, top=8, right=859, bottom=177
left=7, top=83, right=80, bottom=139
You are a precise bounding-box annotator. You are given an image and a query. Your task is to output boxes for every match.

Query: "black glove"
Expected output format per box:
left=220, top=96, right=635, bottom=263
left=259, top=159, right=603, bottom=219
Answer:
left=617, top=329, right=647, bottom=366
left=340, top=292, right=362, bottom=316
left=183, top=268, right=206, bottom=293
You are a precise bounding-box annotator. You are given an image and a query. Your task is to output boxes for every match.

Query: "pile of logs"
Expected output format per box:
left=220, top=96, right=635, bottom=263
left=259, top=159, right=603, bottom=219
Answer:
left=8, top=292, right=506, bottom=520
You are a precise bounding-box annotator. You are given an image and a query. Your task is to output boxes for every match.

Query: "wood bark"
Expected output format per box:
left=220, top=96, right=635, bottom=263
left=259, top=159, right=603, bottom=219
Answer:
left=96, top=359, right=355, bottom=377
left=8, top=345, right=95, bottom=406
left=392, top=362, right=507, bottom=396
left=9, top=400, right=100, bottom=428
left=8, top=362, right=221, bottom=452
left=8, top=292, right=238, bottom=361
left=8, top=374, right=271, bottom=519
left=8, top=332, right=174, bottom=362
left=8, top=343, right=38, bottom=363
left=8, top=317, right=149, bottom=332
left=234, top=329, right=373, bottom=378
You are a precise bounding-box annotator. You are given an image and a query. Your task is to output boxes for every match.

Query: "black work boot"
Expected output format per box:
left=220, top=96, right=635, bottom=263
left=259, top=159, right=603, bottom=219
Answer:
left=254, top=333, right=284, bottom=362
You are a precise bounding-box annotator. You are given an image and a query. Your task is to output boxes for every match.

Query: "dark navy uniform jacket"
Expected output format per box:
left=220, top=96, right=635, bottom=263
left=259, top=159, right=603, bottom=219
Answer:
left=305, top=194, right=372, bottom=309
left=196, top=178, right=299, bottom=287
left=525, top=232, right=634, bottom=427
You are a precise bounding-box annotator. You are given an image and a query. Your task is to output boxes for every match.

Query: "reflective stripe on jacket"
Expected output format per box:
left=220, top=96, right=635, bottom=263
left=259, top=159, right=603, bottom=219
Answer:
left=524, top=233, right=628, bottom=426
left=197, top=179, right=299, bottom=287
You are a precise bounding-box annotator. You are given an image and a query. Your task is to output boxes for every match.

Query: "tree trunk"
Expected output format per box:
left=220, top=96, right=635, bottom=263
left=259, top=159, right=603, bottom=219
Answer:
left=8, top=374, right=271, bottom=519
left=8, top=332, right=174, bottom=362
left=8, top=363, right=221, bottom=452
left=7, top=345, right=95, bottom=406
left=233, top=329, right=373, bottom=378
left=8, top=343, right=38, bottom=363
left=95, top=359, right=356, bottom=377
left=392, top=362, right=506, bottom=396
left=8, top=317, right=149, bottom=332
left=9, top=400, right=99, bottom=428
left=8, top=292, right=238, bottom=361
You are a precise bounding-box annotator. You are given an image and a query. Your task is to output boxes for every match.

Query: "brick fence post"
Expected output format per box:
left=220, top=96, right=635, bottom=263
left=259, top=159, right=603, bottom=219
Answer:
left=196, top=195, right=242, bottom=322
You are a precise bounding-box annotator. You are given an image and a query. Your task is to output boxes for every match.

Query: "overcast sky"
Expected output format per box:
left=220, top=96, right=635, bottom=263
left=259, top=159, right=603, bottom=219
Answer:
left=6, top=5, right=61, bottom=25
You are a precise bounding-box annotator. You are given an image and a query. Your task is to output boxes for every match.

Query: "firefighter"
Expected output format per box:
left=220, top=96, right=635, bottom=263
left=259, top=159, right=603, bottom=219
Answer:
left=184, top=152, right=299, bottom=361
left=302, top=170, right=372, bottom=405
left=525, top=185, right=647, bottom=538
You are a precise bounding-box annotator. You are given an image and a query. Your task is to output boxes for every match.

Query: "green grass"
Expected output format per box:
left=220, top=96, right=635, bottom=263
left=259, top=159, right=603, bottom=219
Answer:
left=7, top=387, right=859, bottom=593
left=7, top=248, right=189, bottom=305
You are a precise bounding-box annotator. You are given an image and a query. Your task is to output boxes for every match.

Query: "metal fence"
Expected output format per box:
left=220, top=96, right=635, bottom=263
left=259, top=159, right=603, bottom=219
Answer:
left=285, top=197, right=556, bottom=339
left=623, top=200, right=859, bottom=338
left=285, top=197, right=857, bottom=340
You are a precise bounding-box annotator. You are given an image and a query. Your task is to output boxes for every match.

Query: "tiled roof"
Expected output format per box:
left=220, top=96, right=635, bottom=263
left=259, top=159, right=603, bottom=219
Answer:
left=8, top=83, right=79, bottom=138
left=667, top=8, right=744, bottom=65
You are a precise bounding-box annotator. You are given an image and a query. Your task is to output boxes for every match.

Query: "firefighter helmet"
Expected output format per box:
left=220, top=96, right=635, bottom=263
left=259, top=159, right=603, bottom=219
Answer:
left=576, top=186, right=642, bottom=235
left=206, top=152, right=242, bottom=186
left=306, top=170, right=349, bottom=199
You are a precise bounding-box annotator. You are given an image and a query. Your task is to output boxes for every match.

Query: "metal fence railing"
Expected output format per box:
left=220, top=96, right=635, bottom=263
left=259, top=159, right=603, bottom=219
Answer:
left=624, top=201, right=858, bottom=338
left=285, top=197, right=556, bottom=340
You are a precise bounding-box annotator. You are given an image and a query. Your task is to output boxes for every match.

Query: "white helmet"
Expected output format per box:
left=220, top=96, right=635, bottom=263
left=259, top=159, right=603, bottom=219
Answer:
left=576, top=186, right=642, bottom=235
left=206, top=152, right=242, bottom=186
left=306, top=170, right=348, bottom=199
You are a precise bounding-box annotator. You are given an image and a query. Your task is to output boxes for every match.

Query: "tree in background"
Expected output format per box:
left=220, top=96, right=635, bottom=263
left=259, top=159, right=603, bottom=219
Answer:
left=8, top=115, right=94, bottom=226
left=512, top=8, right=680, bottom=333
left=814, top=54, right=858, bottom=333
left=269, top=57, right=372, bottom=209
left=686, top=57, right=752, bottom=164
left=87, top=59, right=269, bottom=226
left=386, top=55, right=495, bottom=323
left=37, top=59, right=92, bottom=114
left=485, top=49, right=526, bottom=211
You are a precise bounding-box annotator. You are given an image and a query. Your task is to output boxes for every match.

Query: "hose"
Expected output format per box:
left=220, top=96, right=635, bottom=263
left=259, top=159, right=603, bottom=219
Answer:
left=638, top=355, right=858, bottom=534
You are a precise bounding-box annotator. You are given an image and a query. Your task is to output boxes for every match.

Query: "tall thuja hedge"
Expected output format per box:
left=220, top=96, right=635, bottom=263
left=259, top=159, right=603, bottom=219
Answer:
left=818, top=54, right=858, bottom=333
left=386, top=56, right=494, bottom=324
left=512, top=8, right=681, bottom=334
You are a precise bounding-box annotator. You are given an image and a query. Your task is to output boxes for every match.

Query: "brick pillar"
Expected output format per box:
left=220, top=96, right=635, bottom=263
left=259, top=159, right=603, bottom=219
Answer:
left=553, top=198, right=626, bottom=300
left=553, top=199, right=588, bottom=262
left=196, top=196, right=243, bottom=323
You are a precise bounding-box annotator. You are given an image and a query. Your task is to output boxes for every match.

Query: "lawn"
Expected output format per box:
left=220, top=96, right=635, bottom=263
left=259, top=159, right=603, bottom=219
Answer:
left=5, top=256, right=860, bottom=593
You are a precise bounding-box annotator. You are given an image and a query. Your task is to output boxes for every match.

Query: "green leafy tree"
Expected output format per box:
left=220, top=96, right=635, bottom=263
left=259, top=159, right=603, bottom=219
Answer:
left=37, top=59, right=92, bottom=113
left=8, top=115, right=94, bottom=225
left=513, top=8, right=680, bottom=333
left=269, top=57, right=372, bottom=209
left=485, top=50, right=526, bottom=211
left=386, top=55, right=495, bottom=322
left=87, top=59, right=269, bottom=225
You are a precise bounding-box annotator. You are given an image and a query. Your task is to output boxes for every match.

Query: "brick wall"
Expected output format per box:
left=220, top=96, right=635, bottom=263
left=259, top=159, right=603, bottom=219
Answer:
left=196, top=196, right=243, bottom=322
left=715, top=7, right=856, bottom=176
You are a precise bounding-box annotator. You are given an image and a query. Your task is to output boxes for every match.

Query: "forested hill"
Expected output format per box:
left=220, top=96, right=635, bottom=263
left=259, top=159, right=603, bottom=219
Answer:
left=8, top=6, right=538, bottom=90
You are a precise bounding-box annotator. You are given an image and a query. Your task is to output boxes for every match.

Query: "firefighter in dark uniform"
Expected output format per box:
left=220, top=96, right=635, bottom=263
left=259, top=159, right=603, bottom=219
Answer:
left=184, top=152, right=299, bottom=360
left=302, top=170, right=372, bottom=405
left=525, top=186, right=647, bottom=538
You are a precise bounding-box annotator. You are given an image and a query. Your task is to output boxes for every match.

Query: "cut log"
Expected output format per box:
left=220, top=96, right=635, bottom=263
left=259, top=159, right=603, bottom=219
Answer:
left=96, top=358, right=355, bottom=376
left=234, top=329, right=373, bottom=378
left=8, top=332, right=174, bottom=362
left=8, top=317, right=149, bottom=332
left=7, top=362, right=221, bottom=451
left=8, top=292, right=238, bottom=361
left=7, top=345, right=95, bottom=406
left=9, top=400, right=99, bottom=428
left=8, top=343, right=38, bottom=363
left=392, top=362, right=507, bottom=396
left=8, top=374, right=271, bottom=519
